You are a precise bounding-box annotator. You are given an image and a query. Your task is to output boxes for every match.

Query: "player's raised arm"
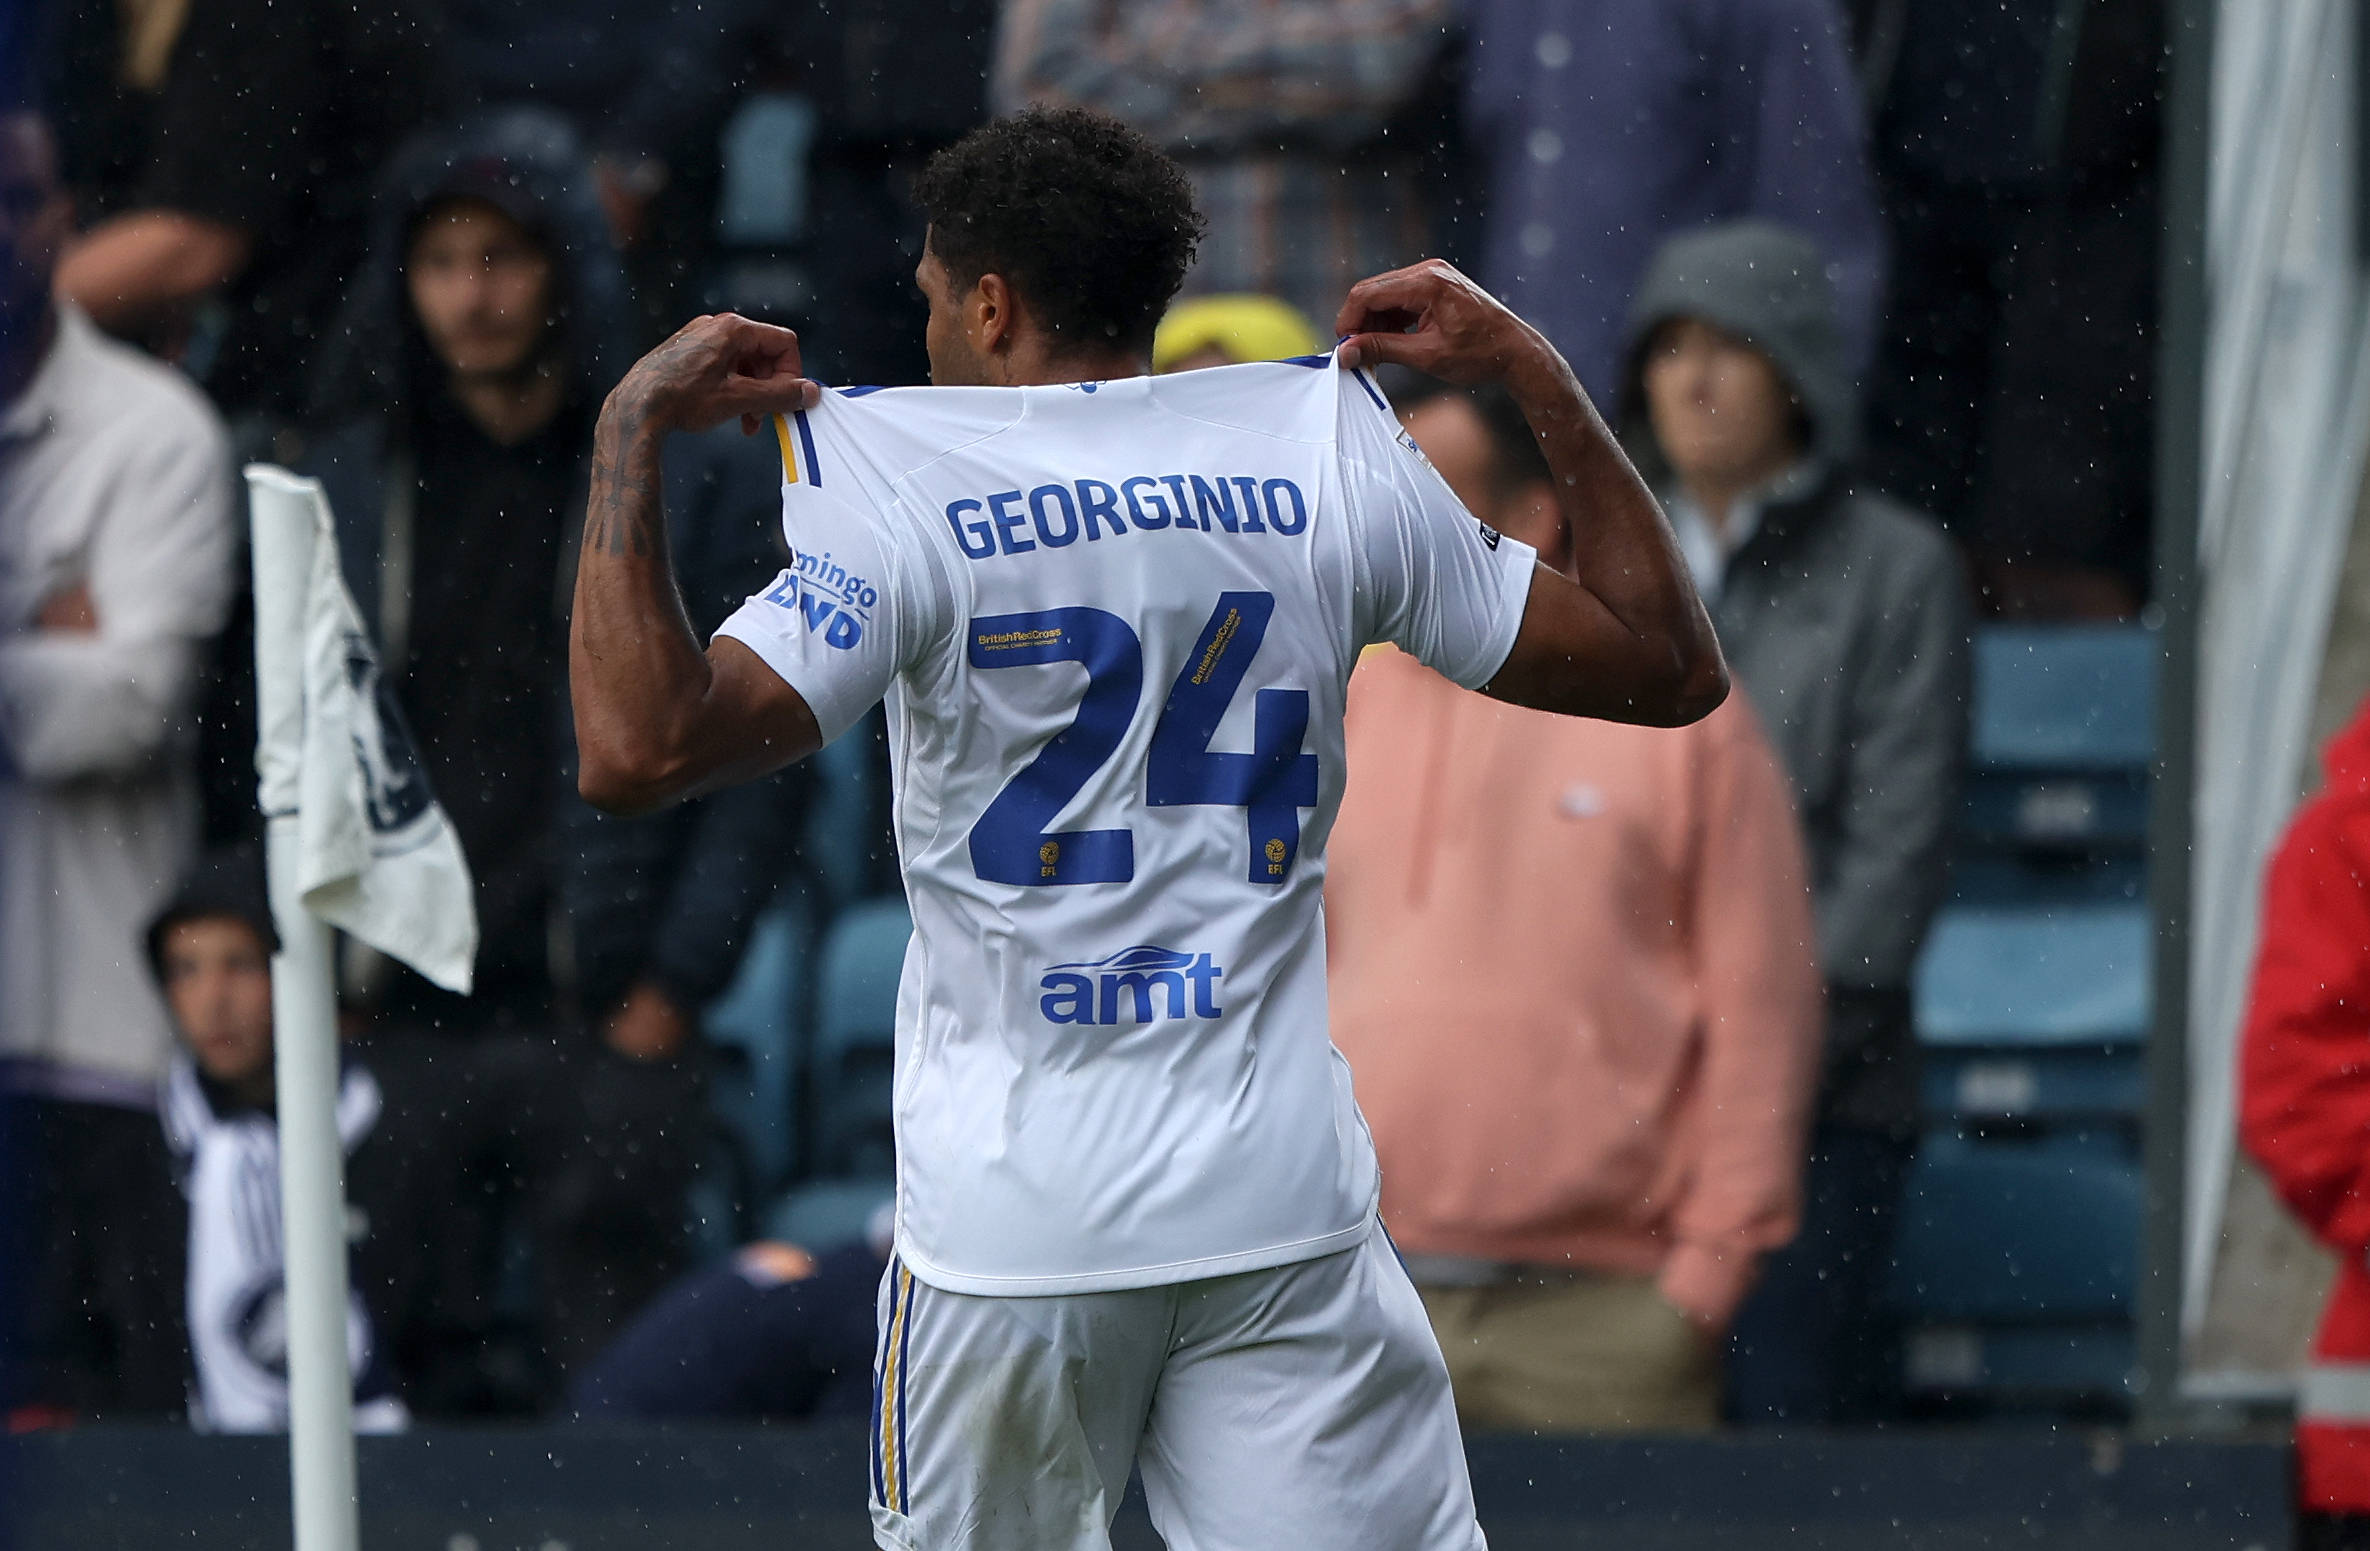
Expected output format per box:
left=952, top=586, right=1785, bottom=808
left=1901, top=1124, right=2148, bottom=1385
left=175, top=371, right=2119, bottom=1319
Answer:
left=1338, top=262, right=1728, bottom=727
left=572, top=313, right=826, bottom=814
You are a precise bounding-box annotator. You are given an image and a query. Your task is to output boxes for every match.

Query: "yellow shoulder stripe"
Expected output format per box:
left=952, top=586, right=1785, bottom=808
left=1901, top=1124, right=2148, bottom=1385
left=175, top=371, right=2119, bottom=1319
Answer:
left=773, top=413, right=800, bottom=484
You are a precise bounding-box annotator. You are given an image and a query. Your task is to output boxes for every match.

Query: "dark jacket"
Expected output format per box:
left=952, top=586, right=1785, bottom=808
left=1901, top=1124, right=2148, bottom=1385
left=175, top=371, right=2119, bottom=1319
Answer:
left=305, top=110, right=804, bottom=1026
left=1621, top=220, right=1971, bottom=1133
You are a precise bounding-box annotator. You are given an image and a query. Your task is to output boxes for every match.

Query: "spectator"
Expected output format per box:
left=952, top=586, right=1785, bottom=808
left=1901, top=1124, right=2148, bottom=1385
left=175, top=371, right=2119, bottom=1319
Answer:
left=307, top=108, right=640, bottom=1036
left=2240, top=697, right=2370, bottom=1549
left=1612, top=219, right=1970, bottom=1423
left=1464, top=0, right=1884, bottom=401
left=567, top=1224, right=888, bottom=1423
left=1152, top=294, right=1322, bottom=373
left=303, top=108, right=803, bottom=1390
left=150, top=851, right=407, bottom=1431
left=24, top=847, right=482, bottom=1425
left=0, top=108, right=235, bottom=1383
left=1326, top=381, right=1824, bottom=1432
left=1848, top=0, right=2162, bottom=616
left=995, top=0, right=1453, bottom=329
left=52, top=0, right=445, bottom=432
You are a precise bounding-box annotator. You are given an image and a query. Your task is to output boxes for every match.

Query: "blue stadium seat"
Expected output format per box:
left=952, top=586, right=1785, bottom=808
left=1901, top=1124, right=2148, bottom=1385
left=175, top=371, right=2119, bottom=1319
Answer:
left=703, top=91, right=819, bottom=322
left=763, top=1177, right=895, bottom=1256
left=1962, top=626, right=2157, bottom=850
left=1972, top=626, right=2158, bottom=771
left=1887, top=1135, right=2142, bottom=1402
left=702, top=891, right=813, bottom=1198
left=1914, top=903, right=2152, bottom=1047
left=1921, top=1048, right=2147, bottom=1124
left=715, top=92, right=815, bottom=248
left=1945, top=852, right=2146, bottom=909
left=811, top=896, right=912, bottom=1177
left=1961, top=771, right=2150, bottom=849
left=1899, top=1322, right=2137, bottom=1400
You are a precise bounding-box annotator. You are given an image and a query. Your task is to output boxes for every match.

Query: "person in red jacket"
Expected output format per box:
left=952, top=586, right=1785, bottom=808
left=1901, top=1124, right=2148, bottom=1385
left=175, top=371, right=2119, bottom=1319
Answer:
left=2241, top=696, right=2370, bottom=1549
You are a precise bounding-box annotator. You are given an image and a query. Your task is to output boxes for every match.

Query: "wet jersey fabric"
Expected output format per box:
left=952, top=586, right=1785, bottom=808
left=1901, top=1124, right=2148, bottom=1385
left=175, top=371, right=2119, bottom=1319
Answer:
left=715, top=352, right=1535, bottom=1295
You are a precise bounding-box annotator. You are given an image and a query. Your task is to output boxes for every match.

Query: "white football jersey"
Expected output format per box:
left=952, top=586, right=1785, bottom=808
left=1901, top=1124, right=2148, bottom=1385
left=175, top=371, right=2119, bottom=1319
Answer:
left=716, top=352, right=1536, bottom=1295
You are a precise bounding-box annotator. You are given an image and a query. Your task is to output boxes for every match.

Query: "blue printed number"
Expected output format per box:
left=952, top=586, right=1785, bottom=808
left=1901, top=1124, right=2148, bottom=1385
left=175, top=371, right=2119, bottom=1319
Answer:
left=966, top=594, right=1317, bottom=888
left=1147, top=593, right=1320, bottom=884
left=967, top=609, right=1142, bottom=886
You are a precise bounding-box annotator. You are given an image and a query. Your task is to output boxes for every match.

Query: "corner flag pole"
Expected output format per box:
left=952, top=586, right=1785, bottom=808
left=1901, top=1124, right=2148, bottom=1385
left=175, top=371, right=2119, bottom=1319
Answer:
left=248, top=467, right=362, bottom=1551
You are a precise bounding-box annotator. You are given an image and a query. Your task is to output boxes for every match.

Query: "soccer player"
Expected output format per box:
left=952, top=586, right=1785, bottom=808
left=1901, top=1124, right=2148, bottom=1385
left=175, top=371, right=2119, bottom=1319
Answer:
left=570, top=108, right=1724, bottom=1551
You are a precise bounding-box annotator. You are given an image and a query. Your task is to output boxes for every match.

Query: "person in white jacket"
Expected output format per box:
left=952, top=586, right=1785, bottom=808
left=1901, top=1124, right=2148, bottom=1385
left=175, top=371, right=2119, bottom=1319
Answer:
left=0, top=108, right=235, bottom=1335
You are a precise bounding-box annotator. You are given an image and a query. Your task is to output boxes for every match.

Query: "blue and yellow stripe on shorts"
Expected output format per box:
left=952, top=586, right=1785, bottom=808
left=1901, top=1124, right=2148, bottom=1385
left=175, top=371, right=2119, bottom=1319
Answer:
left=772, top=410, right=824, bottom=488
left=871, top=1257, right=917, bottom=1515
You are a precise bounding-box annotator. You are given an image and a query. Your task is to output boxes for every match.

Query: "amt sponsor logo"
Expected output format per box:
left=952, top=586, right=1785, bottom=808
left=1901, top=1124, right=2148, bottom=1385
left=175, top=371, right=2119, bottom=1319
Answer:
left=762, top=548, right=878, bottom=649
left=1039, top=946, right=1223, bottom=1025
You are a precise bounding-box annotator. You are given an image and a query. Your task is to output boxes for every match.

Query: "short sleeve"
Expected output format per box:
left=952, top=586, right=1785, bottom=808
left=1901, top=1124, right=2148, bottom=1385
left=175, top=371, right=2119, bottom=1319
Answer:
left=1335, top=370, right=1537, bottom=690
left=713, top=473, right=933, bottom=746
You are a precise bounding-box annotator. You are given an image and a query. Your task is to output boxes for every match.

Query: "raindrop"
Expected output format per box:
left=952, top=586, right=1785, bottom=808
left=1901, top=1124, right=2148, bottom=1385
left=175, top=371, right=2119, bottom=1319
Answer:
left=1527, top=128, right=1564, bottom=166
left=1534, top=31, right=1572, bottom=69
left=1520, top=223, right=1555, bottom=259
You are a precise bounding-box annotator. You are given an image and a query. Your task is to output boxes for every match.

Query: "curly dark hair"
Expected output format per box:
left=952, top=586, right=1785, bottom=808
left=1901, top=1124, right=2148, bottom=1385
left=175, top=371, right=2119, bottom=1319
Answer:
left=912, top=106, right=1205, bottom=358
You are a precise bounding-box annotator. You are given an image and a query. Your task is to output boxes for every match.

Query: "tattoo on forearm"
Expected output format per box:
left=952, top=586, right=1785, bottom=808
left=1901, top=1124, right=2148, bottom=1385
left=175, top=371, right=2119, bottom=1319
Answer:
left=586, top=423, right=664, bottom=559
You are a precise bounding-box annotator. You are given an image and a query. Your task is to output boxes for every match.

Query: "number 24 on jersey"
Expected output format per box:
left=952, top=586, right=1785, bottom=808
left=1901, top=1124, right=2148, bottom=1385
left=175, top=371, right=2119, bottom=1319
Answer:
left=966, top=591, right=1319, bottom=889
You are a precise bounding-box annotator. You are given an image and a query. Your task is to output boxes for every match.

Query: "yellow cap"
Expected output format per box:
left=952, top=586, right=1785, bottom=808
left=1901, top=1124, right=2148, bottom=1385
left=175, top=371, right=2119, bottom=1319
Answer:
left=1152, top=294, right=1325, bottom=372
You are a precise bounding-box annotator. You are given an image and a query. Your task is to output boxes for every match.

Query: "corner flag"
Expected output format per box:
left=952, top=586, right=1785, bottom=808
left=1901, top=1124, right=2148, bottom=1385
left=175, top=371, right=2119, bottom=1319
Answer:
left=245, top=465, right=477, bottom=1551
left=266, top=470, right=477, bottom=991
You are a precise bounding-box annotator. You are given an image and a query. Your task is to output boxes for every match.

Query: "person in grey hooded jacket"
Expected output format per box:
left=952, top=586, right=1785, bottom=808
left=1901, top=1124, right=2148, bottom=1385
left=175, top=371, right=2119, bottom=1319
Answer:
left=1615, top=219, right=1971, bottom=1423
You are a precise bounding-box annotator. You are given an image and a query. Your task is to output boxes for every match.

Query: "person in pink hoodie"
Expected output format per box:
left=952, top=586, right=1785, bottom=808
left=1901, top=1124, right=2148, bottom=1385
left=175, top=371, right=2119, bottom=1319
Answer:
left=1327, top=380, right=1824, bottom=1431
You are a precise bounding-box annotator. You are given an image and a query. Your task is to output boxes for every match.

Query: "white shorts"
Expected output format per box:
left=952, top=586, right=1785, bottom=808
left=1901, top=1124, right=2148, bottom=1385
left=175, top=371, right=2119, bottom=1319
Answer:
left=868, top=1217, right=1487, bottom=1551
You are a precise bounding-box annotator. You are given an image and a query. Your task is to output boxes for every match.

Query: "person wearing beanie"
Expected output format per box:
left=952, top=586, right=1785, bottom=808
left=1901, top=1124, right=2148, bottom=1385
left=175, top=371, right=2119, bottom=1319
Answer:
left=1614, top=219, right=1973, bottom=1424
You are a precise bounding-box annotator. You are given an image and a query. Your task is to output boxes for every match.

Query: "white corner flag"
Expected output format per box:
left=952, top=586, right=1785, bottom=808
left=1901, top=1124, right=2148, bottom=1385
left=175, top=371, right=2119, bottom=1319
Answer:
left=245, top=464, right=478, bottom=1551
left=251, top=467, right=477, bottom=989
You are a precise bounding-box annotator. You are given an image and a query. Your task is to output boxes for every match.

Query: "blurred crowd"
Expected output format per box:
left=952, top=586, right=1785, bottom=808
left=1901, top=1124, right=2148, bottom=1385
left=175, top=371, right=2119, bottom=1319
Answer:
left=0, top=0, right=2165, bottom=1436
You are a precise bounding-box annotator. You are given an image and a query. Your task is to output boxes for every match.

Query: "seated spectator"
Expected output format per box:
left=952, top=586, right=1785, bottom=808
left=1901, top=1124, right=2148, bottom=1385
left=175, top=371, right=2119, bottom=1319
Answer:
left=1611, top=219, right=1971, bottom=1423
left=52, top=0, right=445, bottom=434
left=2241, top=697, right=2370, bottom=1549
left=1327, top=381, right=1824, bottom=1432
left=1464, top=0, right=1884, bottom=401
left=1152, top=294, right=1322, bottom=373
left=302, top=108, right=804, bottom=1396
left=567, top=1216, right=889, bottom=1424
left=28, top=846, right=480, bottom=1427
left=0, top=107, right=235, bottom=1396
left=996, top=0, right=1452, bottom=328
